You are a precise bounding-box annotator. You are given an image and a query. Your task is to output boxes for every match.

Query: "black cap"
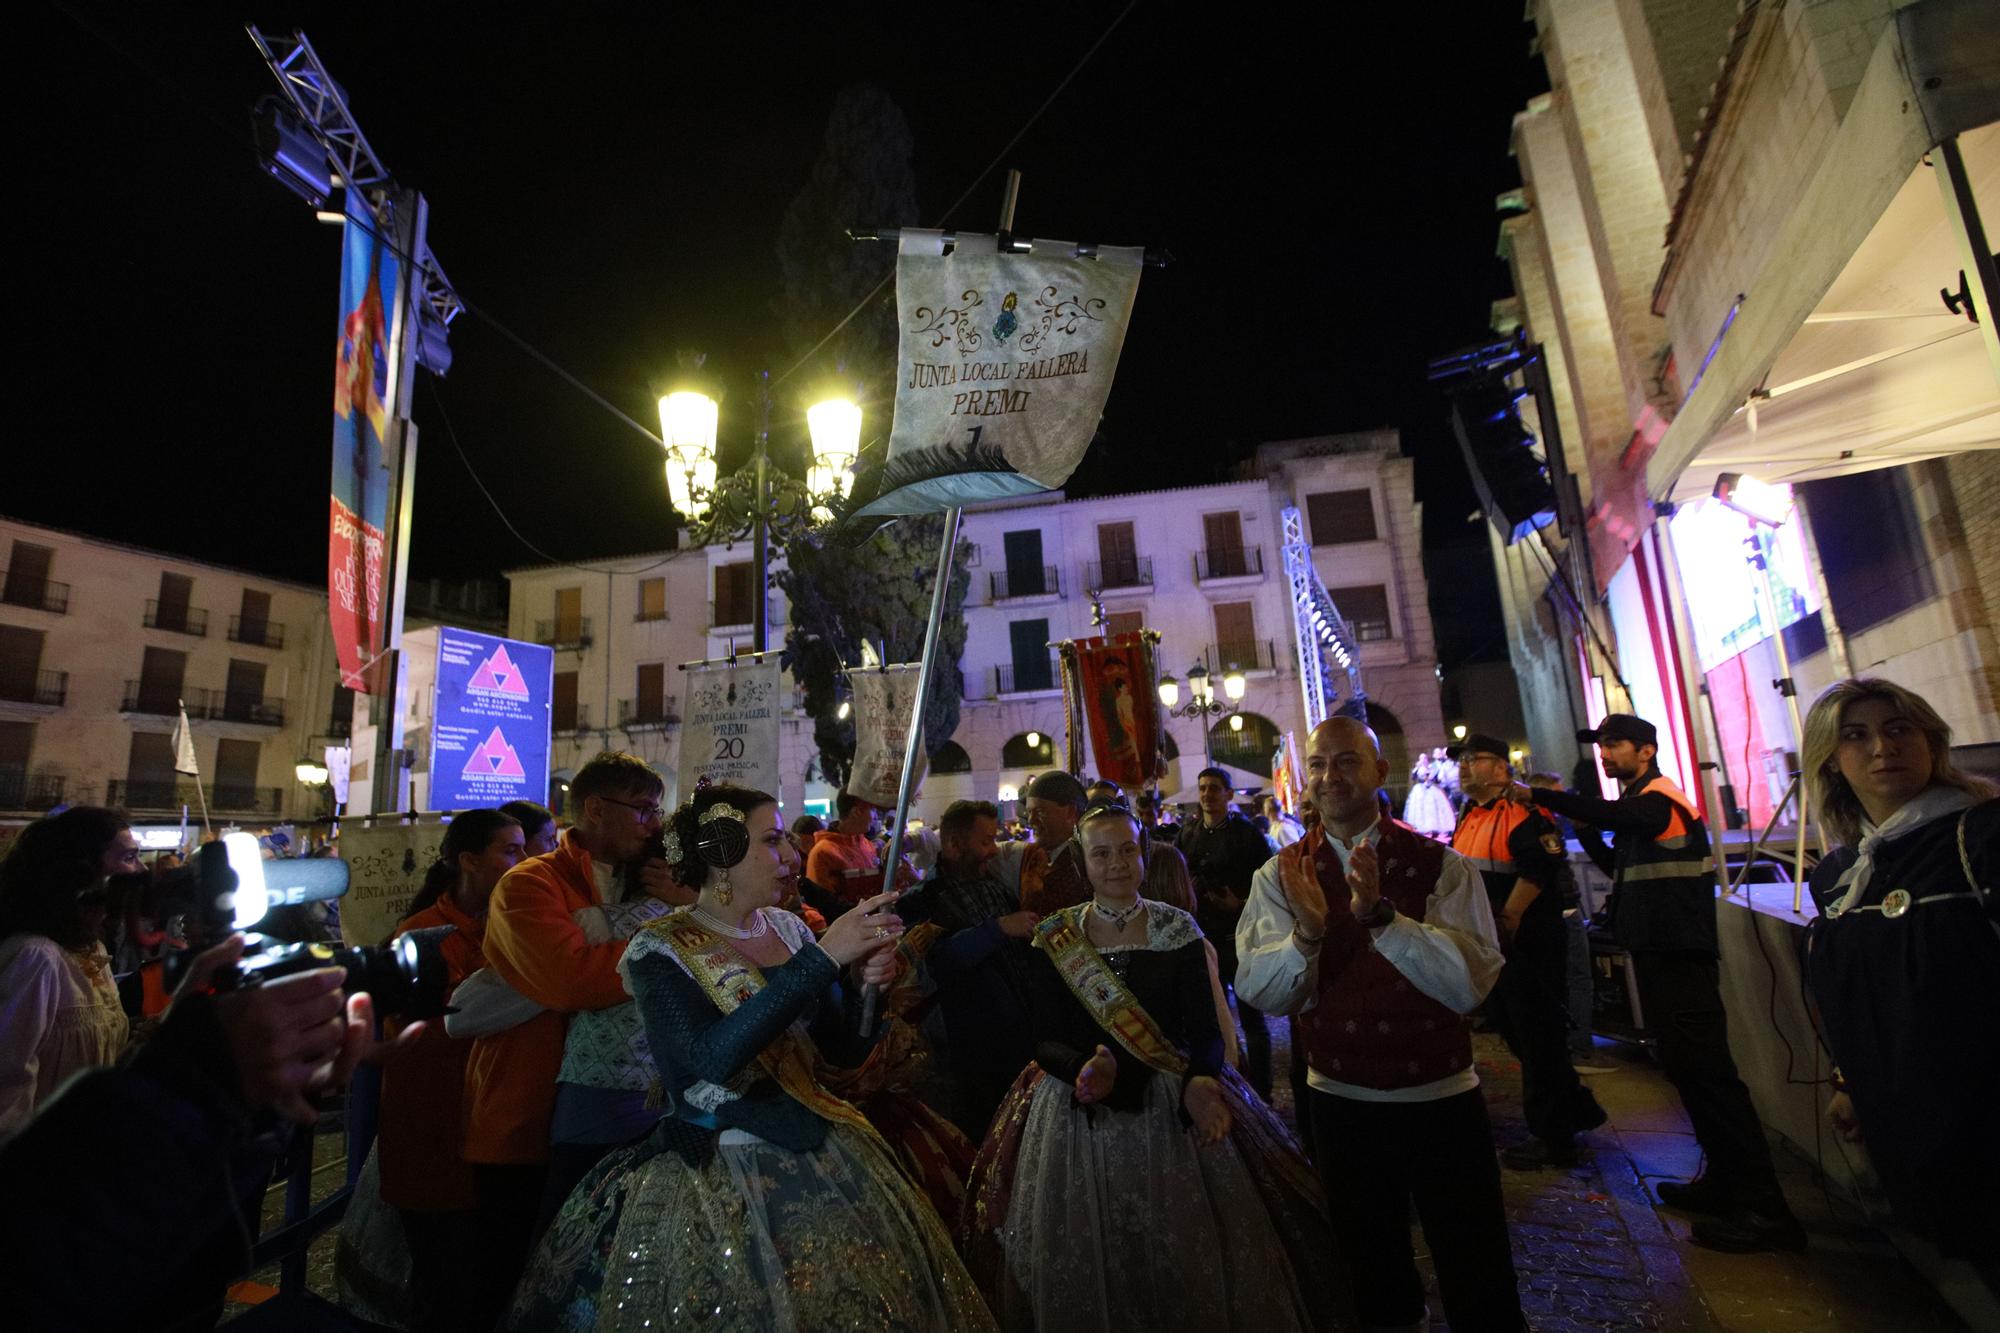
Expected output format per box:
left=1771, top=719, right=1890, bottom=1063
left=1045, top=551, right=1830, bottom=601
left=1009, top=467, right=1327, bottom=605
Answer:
left=1577, top=714, right=1657, bottom=747
left=1453, top=732, right=1512, bottom=762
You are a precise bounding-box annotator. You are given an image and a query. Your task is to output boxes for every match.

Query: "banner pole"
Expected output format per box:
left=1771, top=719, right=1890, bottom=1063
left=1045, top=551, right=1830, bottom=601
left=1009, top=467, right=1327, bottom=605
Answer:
left=860, top=170, right=1021, bottom=1032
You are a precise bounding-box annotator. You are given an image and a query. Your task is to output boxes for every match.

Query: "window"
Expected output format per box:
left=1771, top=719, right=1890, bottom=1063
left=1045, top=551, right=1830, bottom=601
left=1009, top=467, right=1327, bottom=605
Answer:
left=1008, top=618, right=1053, bottom=692
left=1106, top=610, right=1144, bottom=638
left=0, top=625, right=46, bottom=704
left=553, top=671, right=579, bottom=731
left=136, top=646, right=186, bottom=714
left=237, top=589, right=273, bottom=646
left=3, top=542, right=53, bottom=608
left=554, top=587, right=584, bottom=640
left=127, top=732, right=179, bottom=801
left=1328, top=583, right=1393, bottom=640
left=0, top=721, right=32, bottom=804
left=225, top=660, right=267, bottom=721
left=329, top=685, right=355, bottom=736
left=635, top=663, right=666, bottom=723
left=637, top=577, right=667, bottom=622
left=1306, top=489, right=1378, bottom=545
left=714, top=563, right=758, bottom=627
left=1097, top=521, right=1139, bottom=586
left=156, top=572, right=194, bottom=632
left=1202, top=512, right=1249, bottom=577
left=1211, top=602, right=1258, bottom=669
left=214, top=738, right=261, bottom=808
left=1002, top=530, right=1048, bottom=597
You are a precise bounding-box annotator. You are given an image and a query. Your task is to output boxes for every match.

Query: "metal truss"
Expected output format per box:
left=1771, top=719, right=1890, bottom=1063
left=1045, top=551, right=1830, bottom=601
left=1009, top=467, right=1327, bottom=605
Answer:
left=247, top=26, right=463, bottom=356
left=1281, top=505, right=1365, bottom=727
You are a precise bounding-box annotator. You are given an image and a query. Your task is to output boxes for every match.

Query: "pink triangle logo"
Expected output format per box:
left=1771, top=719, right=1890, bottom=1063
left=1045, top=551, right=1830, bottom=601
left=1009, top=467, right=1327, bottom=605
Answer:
left=463, top=726, right=527, bottom=780
left=466, top=645, right=531, bottom=697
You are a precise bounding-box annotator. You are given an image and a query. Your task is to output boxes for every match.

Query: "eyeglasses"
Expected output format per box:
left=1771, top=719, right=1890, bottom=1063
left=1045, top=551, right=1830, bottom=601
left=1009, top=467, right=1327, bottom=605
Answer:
left=600, top=795, right=665, bottom=821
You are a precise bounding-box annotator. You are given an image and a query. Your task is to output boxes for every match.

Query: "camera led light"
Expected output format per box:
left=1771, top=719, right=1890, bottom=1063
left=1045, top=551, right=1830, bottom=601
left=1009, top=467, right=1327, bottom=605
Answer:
left=225, top=831, right=271, bottom=931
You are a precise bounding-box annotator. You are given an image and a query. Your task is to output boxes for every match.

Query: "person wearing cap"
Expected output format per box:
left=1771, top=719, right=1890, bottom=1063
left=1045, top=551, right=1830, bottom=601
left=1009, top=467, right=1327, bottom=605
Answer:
left=1453, top=733, right=1605, bottom=1170
left=1511, top=714, right=1803, bottom=1253
left=1018, top=770, right=1092, bottom=914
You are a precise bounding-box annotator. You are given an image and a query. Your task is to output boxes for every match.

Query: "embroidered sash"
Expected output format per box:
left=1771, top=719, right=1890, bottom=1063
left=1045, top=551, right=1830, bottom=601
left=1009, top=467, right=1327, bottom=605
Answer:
left=646, top=915, right=882, bottom=1142
left=1031, top=906, right=1189, bottom=1077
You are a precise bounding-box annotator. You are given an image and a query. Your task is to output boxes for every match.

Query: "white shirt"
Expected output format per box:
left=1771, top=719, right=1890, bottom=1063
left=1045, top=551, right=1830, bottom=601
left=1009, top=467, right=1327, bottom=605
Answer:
left=1234, top=820, right=1503, bottom=1103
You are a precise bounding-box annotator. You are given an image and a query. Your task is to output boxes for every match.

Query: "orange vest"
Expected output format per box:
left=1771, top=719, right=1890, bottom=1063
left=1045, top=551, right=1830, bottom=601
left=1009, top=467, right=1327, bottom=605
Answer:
left=1452, top=799, right=1532, bottom=905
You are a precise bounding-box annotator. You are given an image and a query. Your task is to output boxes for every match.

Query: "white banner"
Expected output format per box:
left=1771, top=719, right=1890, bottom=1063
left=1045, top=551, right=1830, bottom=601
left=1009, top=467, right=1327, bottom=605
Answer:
left=846, top=666, right=928, bottom=808
left=678, top=661, right=783, bottom=798
left=853, top=230, right=1144, bottom=517
left=336, top=821, right=446, bottom=947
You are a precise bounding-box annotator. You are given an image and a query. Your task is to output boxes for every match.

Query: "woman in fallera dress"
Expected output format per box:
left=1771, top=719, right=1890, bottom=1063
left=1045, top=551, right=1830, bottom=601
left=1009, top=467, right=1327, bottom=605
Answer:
left=962, top=803, right=1352, bottom=1331
left=508, top=782, right=996, bottom=1332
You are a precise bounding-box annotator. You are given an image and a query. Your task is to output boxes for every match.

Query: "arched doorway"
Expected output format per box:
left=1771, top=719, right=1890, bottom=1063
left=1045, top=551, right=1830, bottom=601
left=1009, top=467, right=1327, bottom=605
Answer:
left=1366, top=702, right=1411, bottom=812
left=930, top=740, right=972, bottom=774
left=1000, top=731, right=1057, bottom=769
left=1208, top=712, right=1280, bottom=778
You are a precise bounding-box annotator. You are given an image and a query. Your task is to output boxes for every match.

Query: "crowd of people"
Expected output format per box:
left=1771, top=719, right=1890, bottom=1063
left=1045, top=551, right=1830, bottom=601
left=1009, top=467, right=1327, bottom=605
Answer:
left=0, top=673, right=1992, bottom=1328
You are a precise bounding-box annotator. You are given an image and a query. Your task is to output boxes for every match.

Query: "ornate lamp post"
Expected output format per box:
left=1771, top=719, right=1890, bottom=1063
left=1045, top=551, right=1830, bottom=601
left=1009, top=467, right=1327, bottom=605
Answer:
left=1157, top=662, right=1245, bottom=765
left=658, top=362, right=863, bottom=653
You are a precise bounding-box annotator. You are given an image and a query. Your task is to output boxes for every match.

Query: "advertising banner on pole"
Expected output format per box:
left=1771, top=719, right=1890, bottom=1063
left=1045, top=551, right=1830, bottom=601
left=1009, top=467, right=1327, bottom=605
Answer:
left=429, top=627, right=554, bottom=811
left=846, top=666, right=927, bottom=808
left=851, top=231, right=1144, bottom=518
left=1060, top=632, right=1162, bottom=790
left=677, top=661, right=781, bottom=797
left=337, top=821, right=446, bottom=947
left=329, top=192, right=410, bottom=693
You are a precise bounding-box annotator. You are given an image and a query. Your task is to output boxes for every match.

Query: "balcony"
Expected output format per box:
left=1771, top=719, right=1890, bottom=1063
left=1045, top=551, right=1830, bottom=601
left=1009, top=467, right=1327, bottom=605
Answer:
left=618, top=699, right=679, bottom=732
left=1085, top=556, right=1152, bottom=592
left=990, top=565, right=1061, bottom=604
left=552, top=703, right=591, bottom=734
left=994, top=656, right=1061, bottom=697
left=0, top=771, right=67, bottom=810
left=1204, top=639, right=1281, bottom=676
left=123, top=686, right=284, bottom=725
left=214, top=692, right=285, bottom=727
left=227, top=615, right=287, bottom=649
left=108, top=779, right=282, bottom=815
left=534, top=617, right=593, bottom=650
left=0, top=572, right=69, bottom=614
left=707, top=600, right=784, bottom=635
left=143, top=601, right=209, bottom=637
left=1, top=670, right=68, bottom=707
left=1194, top=546, right=1264, bottom=583
left=122, top=681, right=182, bottom=716
left=1349, top=617, right=1393, bottom=642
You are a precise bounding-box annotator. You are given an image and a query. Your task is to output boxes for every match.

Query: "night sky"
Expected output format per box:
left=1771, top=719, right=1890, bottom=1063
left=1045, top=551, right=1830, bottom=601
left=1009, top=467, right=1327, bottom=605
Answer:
left=19, top=3, right=1545, bottom=666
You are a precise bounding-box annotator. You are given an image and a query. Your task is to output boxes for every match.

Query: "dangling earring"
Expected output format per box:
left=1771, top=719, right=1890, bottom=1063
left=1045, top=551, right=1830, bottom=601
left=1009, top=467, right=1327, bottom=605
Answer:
left=715, top=866, right=733, bottom=906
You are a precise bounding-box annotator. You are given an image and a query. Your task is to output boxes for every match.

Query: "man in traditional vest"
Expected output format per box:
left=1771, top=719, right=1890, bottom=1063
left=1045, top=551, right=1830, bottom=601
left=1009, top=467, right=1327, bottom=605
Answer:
left=1239, top=717, right=1520, bottom=1331
left=1515, top=713, right=1804, bottom=1253
left=1453, top=732, right=1607, bottom=1171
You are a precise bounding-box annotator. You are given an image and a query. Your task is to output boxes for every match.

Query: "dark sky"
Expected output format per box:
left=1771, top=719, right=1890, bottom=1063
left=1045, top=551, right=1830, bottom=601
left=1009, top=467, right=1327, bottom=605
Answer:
left=19, top=3, right=1545, bottom=659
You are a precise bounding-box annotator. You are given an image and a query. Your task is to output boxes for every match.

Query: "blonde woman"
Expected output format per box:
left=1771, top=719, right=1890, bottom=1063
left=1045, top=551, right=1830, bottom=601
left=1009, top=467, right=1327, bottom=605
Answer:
left=1801, top=677, right=1997, bottom=1269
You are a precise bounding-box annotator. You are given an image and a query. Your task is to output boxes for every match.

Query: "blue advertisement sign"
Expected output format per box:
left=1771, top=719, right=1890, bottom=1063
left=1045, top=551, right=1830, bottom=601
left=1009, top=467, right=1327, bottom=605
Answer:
left=430, top=627, right=554, bottom=810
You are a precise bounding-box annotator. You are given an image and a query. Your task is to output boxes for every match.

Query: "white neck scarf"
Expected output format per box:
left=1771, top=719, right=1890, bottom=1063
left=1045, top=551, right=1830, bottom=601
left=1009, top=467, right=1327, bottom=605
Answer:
left=1827, top=785, right=1978, bottom=917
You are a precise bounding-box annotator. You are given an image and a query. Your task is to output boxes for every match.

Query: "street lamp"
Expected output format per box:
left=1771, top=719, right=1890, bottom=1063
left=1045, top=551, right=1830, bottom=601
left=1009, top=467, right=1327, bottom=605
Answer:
left=1157, top=662, right=1241, bottom=763
left=656, top=360, right=863, bottom=652
left=294, top=758, right=329, bottom=786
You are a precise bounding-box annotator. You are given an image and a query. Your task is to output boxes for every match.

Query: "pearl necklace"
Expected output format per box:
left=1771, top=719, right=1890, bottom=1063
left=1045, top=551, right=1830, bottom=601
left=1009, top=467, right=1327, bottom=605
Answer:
left=1090, top=897, right=1146, bottom=932
left=691, top=905, right=769, bottom=940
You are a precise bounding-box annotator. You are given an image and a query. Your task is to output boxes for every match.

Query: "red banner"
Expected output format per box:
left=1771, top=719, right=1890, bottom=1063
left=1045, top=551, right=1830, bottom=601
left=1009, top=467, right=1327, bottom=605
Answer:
left=1066, top=633, right=1161, bottom=789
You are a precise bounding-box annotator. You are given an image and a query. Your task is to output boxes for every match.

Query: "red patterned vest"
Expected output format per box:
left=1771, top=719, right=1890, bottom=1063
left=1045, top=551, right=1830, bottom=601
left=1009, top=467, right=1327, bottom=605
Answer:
left=1294, top=819, right=1473, bottom=1092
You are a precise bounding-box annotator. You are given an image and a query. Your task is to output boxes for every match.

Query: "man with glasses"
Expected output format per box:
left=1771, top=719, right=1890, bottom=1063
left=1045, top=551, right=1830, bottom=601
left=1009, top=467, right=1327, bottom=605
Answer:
left=462, top=750, right=664, bottom=1330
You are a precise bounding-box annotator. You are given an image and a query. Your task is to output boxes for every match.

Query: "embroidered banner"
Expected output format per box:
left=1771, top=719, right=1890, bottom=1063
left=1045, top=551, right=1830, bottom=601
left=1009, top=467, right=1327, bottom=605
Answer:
left=846, top=665, right=927, bottom=808
left=677, top=660, right=782, bottom=799
left=1061, top=632, right=1162, bottom=789
left=851, top=231, right=1144, bottom=518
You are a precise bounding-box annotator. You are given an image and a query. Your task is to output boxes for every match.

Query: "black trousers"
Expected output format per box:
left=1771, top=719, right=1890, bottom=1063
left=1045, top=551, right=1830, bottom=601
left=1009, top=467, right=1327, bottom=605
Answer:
left=400, top=1207, right=483, bottom=1333
left=1631, top=950, right=1786, bottom=1209
left=1490, top=905, right=1603, bottom=1143
left=1213, top=931, right=1273, bottom=1098
left=468, top=1162, right=547, bottom=1332
left=1310, top=1086, right=1525, bottom=1331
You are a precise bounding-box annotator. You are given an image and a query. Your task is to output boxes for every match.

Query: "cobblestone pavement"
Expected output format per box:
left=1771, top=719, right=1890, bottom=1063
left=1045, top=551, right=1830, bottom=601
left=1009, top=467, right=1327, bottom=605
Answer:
left=1269, top=1020, right=1967, bottom=1332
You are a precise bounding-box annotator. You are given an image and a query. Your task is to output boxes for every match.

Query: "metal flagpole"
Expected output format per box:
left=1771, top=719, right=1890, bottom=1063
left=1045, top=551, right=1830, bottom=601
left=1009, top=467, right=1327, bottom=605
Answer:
left=860, top=169, right=1022, bottom=1031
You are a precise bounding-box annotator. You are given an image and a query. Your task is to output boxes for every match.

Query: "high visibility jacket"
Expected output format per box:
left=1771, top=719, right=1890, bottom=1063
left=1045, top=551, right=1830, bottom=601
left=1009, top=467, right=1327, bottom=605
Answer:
left=1611, top=776, right=1718, bottom=955
left=1453, top=799, right=1531, bottom=905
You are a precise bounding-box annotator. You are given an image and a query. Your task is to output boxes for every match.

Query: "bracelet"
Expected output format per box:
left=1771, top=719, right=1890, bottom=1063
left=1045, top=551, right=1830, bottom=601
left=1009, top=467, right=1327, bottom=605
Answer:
left=1292, top=921, right=1324, bottom=947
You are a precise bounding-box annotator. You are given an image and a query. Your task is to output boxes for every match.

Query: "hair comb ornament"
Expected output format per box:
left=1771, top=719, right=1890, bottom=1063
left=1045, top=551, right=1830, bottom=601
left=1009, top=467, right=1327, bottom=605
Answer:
left=698, top=803, right=746, bottom=827
left=659, top=828, right=684, bottom=863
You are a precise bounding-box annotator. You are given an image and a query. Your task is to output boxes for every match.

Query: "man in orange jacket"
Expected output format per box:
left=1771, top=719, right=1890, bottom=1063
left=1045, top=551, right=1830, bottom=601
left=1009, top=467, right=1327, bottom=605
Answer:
left=461, top=751, right=663, bottom=1328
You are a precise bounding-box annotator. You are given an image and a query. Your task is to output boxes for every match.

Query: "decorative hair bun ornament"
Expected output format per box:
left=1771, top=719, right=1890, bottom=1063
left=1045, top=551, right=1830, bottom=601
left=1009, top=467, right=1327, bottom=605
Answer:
left=695, top=799, right=751, bottom=868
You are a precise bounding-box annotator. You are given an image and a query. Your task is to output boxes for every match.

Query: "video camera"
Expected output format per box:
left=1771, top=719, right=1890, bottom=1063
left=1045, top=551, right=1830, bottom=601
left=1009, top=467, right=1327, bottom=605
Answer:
left=173, top=833, right=453, bottom=1018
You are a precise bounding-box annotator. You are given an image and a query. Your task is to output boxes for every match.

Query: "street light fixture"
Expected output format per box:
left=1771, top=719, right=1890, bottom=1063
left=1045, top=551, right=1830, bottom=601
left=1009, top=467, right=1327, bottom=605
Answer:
left=294, top=758, right=330, bottom=786
left=655, top=359, right=864, bottom=652
left=1158, top=662, right=1235, bottom=763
